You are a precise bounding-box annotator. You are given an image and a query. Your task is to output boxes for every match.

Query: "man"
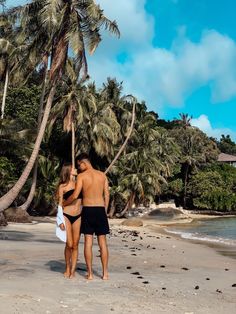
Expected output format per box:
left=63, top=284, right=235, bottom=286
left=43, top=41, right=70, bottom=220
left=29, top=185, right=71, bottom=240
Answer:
left=64, top=153, right=110, bottom=280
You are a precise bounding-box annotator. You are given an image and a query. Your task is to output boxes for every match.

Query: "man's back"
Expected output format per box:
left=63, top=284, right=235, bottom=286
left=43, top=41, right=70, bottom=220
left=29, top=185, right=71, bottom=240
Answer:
left=80, top=169, right=106, bottom=207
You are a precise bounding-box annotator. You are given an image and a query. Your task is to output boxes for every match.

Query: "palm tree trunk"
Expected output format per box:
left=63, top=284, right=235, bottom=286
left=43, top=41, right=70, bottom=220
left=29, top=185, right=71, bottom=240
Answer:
left=183, top=163, right=189, bottom=208
left=1, top=68, right=9, bottom=119
left=0, top=81, right=57, bottom=212
left=105, top=101, right=136, bottom=174
left=18, top=59, right=48, bottom=211
left=71, top=121, right=75, bottom=169
left=116, top=192, right=135, bottom=218
left=108, top=199, right=116, bottom=218
left=0, top=7, right=70, bottom=212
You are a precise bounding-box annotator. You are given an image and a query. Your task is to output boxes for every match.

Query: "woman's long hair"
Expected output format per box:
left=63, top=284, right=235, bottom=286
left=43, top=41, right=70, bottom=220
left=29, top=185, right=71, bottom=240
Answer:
left=55, top=163, right=72, bottom=201
left=59, top=163, right=72, bottom=185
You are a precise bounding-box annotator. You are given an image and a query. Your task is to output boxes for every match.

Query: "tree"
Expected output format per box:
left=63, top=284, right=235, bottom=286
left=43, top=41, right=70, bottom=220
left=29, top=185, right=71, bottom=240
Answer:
left=217, top=134, right=236, bottom=155
left=0, top=0, right=120, bottom=211
left=188, top=164, right=236, bottom=211
left=105, top=97, right=136, bottom=174
left=170, top=125, right=219, bottom=208
left=108, top=106, right=177, bottom=217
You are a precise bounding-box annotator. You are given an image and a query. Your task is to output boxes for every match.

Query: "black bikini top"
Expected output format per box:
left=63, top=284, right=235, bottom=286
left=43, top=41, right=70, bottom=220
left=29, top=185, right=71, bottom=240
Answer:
left=63, top=189, right=74, bottom=200
left=63, top=189, right=83, bottom=200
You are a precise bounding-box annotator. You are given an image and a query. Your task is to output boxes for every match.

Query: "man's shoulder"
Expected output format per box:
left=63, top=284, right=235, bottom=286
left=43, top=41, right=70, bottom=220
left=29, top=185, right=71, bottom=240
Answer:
left=77, top=172, right=85, bottom=179
left=79, top=169, right=105, bottom=178
left=95, top=169, right=105, bottom=175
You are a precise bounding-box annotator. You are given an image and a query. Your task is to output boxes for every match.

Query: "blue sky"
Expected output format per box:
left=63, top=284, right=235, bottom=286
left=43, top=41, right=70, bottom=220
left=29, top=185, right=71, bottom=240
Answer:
left=5, top=0, right=236, bottom=140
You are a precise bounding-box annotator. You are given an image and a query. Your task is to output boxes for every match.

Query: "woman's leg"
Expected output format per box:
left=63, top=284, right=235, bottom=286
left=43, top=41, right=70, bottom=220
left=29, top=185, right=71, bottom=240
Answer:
left=64, top=216, right=73, bottom=278
left=70, top=218, right=81, bottom=278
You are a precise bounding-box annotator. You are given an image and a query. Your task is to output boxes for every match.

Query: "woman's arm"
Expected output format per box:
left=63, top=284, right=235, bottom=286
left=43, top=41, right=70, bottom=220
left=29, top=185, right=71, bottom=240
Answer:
left=57, top=185, right=65, bottom=230
left=58, top=185, right=64, bottom=206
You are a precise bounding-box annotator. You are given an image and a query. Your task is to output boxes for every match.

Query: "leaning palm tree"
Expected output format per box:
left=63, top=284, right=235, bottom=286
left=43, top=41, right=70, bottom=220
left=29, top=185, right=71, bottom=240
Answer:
left=0, top=0, right=120, bottom=211
left=17, top=55, right=49, bottom=211
left=105, top=97, right=136, bottom=174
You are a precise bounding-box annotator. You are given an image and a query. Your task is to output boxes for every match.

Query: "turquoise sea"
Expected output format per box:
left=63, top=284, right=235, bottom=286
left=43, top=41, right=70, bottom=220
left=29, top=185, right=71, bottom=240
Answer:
left=165, top=217, right=236, bottom=246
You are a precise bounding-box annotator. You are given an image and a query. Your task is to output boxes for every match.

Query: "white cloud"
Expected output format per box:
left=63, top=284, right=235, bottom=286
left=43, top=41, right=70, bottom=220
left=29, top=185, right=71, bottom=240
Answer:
left=89, top=1, right=236, bottom=112
left=191, top=115, right=236, bottom=140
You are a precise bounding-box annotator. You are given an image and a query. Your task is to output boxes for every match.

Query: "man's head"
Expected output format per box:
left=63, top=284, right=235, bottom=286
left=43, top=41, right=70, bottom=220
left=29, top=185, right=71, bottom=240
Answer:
left=75, top=153, right=91, bottom=172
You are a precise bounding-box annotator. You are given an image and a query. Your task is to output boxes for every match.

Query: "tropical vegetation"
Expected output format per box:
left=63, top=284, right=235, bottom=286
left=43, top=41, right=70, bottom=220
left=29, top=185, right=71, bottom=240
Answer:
left=1, top=0, right=236, bottom=224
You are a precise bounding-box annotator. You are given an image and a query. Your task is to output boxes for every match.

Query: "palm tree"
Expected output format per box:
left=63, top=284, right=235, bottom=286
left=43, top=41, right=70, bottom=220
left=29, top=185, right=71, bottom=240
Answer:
left=17, top=54, right=49, bottom=211
left=48, top=58, right=88, bottom=167
left=0, top=17, right=22, bottom=119
left=178, top=113, right=193, bottom=128
left=170, top=126, right=219, bottom=208
left=114, top=151, right=167, bottom=217
left=77, top=84, right=121, bottom=158
left=97, top=78, right=137, bottom=173
left=108, top=111, right=168, bottom=217
left=0, top=0, right=120, bottom=211
left=105, top=97, right=136, bottom=174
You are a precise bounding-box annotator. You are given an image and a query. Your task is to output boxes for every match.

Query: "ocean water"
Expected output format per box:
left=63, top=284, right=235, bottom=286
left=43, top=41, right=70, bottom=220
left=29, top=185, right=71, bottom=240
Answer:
left=166, top=217, right=236, bottom=246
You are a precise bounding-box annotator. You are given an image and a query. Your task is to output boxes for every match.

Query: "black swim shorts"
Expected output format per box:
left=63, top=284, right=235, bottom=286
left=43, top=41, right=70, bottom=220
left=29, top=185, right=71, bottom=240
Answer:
left=81, top=206, right=110, bottom=236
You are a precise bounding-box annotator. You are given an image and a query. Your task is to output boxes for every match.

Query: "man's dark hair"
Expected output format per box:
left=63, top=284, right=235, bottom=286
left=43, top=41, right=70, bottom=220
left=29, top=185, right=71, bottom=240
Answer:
left=76, top=153, right=90, bottom=163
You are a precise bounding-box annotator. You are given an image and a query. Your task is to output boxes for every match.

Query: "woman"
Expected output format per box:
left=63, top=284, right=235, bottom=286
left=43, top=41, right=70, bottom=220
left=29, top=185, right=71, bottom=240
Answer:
left=56, top=163, right=82, bottom=279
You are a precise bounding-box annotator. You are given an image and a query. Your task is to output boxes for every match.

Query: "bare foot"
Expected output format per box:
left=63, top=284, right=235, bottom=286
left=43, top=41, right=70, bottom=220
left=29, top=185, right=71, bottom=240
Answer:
left=64, top=270, right=70, bottom=278
left=102, top=273, right=109, bottom=280
left=86, top=274, right=93, bottom=280
left=69, top=272, right=76, bottom=279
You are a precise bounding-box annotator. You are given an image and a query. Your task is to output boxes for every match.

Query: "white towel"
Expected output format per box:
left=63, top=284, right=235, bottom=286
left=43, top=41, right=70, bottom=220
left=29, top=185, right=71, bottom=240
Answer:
left=56, top=205, right=66, bottom=242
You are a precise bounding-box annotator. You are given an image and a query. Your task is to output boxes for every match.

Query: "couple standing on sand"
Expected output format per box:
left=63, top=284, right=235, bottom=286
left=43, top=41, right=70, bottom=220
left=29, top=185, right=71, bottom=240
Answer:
left=56, top=153, right=110, bottom=280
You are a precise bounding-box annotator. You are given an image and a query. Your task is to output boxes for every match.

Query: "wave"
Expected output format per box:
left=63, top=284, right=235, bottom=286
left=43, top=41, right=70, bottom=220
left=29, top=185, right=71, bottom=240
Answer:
left=165, top=228, right=236, bottom=246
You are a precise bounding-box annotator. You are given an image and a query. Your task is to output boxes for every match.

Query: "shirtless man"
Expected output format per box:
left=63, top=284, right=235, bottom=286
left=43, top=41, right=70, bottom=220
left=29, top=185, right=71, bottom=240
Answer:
left=63, top=153, right=110, bottom=280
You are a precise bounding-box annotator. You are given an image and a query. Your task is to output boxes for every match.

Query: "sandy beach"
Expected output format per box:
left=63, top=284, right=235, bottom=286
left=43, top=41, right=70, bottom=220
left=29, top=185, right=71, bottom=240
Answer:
left=0, top=218, right=236, bottom=314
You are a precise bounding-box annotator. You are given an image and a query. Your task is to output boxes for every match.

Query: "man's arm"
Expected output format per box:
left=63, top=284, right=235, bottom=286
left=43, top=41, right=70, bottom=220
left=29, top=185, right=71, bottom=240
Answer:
left=63, top=175, right=83, bottom=206
left=104, top=175, right=110, bottom=213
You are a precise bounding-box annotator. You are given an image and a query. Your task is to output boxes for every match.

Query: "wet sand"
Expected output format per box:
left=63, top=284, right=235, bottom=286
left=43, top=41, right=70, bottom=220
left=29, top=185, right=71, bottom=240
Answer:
left=0, top=218, right=236, bottom=314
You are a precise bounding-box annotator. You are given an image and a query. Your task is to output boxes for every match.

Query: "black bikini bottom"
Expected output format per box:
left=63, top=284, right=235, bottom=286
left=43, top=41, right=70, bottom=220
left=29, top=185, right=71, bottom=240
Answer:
left=63, top=213, right=81, bottom=224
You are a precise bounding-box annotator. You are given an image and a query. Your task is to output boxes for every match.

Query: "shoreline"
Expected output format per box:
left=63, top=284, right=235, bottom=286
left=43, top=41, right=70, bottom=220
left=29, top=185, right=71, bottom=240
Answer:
left=140, top=216, right=236, bottom=260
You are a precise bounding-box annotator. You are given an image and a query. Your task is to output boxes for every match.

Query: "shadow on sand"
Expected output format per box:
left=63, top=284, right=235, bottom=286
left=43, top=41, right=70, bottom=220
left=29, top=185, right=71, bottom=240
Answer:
left=46, top=260, right=101, bottom=278
left=0, top=230, right=61, bottom=244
